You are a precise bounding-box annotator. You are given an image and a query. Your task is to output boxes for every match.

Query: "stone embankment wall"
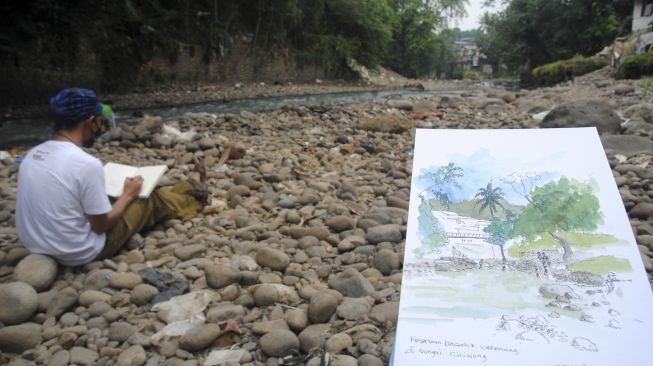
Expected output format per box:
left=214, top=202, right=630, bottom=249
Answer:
left=142, top=44, right=326, bottom=89
left=0, top=41, right=326, bottom=107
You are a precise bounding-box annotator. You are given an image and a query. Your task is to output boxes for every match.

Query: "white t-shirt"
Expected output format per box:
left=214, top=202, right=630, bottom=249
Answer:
left=16, top=140, right=112, bottom=266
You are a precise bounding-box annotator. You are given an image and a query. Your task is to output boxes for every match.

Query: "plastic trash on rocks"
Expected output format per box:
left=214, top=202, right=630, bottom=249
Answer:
left=163, top=125, right=197, bottom=142
left=204, top=349, right=246, bottom=366
left=138, top=267, right=190, bottom=304
left=151, top=290, right=214, bottom=341
left=532, top=110, right=551, bottom=121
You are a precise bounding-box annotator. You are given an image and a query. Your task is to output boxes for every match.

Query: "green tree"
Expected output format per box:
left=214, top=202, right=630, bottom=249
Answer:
left=450, top=27, right=482, bottom=41
left=0, top=0, right=469, bottom=99
left=475, top=181, right=505, bottom=217
left=512, top=177, right=602, bottom=261
left=483, top=214, right=513, bottom=262
left=324, top=0, right=397, bottom=67
left=385, top=0, right=463, bottom=78
left=416, top=198, right=448, bottom=257
left=478, top=0, right=632, bottom=77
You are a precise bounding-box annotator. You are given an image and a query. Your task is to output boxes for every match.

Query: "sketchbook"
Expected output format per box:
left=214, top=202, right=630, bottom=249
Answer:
left=104, top=163, right=168, bottom=199
left=393, top=128, right=653, bottom=366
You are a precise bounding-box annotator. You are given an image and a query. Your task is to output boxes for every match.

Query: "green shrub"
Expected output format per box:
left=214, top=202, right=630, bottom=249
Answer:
left=531, top=55, right=608, bottom=86
left=356, top=115, right=412, bottom=134
left=463, top=70, right=480, bottom=80
left=617, top=52, right=653, bottom=79
left=449, top=69, right=464, bottom=80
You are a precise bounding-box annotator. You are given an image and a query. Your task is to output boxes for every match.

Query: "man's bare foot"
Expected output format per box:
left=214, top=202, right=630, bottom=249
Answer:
left=229, top=142, right=246, bottom=160
left=217, top=141, right=246, bottom=165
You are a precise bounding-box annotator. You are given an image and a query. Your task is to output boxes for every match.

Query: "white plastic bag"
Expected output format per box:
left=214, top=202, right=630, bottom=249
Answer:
left=151, top=290, right=214, bottom=341
left=532, top=110, right=550, bottom=121
left=204, top=349, right=246, bottom=366
left=163, top=125, right=197, bottom=142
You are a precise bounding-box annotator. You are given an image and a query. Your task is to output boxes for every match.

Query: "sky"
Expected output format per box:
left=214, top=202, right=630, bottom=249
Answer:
left=454, top=0, right=504, bottom=30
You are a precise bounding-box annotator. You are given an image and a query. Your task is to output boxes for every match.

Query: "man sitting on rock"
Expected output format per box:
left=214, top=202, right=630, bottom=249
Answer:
left=16, top=88, right=208, bottom=266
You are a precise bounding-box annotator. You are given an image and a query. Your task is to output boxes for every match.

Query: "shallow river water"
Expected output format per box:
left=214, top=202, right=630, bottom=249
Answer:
left=0, top=88, right=465, bottom=148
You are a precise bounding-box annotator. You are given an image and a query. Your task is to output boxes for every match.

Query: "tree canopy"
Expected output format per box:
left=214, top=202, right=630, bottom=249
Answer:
left=384, top=0, right=462, bottom=78
left=0, top=0, right=467, bottom=91
left=512, top=177, right=602, bottom=260
left=478, top=0, right=632, bottom=75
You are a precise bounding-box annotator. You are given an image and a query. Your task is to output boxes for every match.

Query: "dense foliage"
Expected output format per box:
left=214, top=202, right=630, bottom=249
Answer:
left=0, top=0, right=466, bottom=91
left=385, top=0, right=464, bottom=78
left=617, top=52, right=653, bottom=79
left=478, top=0, right=632, bottom=77
left=449, top=27, right=482, bottom=41
left=531, top=55, right=608, bottom=86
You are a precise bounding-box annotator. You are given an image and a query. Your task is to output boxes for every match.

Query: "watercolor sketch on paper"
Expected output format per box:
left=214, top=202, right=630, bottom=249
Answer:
left=393, top=128, right=653, bottom=366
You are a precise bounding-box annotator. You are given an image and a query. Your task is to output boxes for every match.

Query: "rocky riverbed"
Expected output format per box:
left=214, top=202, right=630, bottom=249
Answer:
left=1, top=81, right=380, bottom=121
left=3, top=77, right=461, bottom=122
left=0, top=67, right=652, bottom=365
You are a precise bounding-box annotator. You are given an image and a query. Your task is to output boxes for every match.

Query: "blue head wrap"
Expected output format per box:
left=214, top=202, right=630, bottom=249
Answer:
left=49, top=88, right=102, bottom=131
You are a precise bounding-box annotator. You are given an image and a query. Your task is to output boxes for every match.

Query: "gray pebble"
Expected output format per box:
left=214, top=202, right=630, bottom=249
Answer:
left=179, top=323, right=221, bottom=351
left=260, top=329, right=300, bottom=357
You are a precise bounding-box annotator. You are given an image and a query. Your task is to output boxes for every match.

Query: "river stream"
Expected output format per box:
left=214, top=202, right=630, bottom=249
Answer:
left=0, top=88, right=467, bottom=148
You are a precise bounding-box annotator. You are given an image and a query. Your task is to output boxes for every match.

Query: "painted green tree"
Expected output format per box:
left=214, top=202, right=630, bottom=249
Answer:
left=415, top=198, right=448, bottom=257
left=483, top=211, right=514, bottom=262
left=512, top=177, right=602, bottom=261
left=475, top=181, right=505, bottom=217
left=422, top=162, right=463, bottom=208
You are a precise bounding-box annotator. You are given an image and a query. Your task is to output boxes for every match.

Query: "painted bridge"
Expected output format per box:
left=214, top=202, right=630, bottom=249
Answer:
left=445, top=232, right=490, bottom=240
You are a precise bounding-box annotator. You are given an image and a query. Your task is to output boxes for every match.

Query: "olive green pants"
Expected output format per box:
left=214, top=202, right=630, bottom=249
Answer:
left=96, top=182, right=198, bottom=260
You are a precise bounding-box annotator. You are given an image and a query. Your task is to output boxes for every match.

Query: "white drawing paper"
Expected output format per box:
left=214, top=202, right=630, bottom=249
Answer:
left=104, top=162, right=168, bottom=199
left=393, top=128, right=653, bottom=366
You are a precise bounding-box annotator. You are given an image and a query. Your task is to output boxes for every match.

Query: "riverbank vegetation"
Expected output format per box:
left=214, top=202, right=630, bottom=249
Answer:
left=531, top=56, right=608, bottom=87
left=478, top=0, right=632, bottom=81
left=617, top=52, right=653, bottom=80
left=0, top=0, right=466, bottom=92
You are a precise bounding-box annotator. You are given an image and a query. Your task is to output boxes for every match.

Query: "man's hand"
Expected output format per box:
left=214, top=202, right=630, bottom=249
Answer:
left=87, top=176, right=144, bottom=234
left=123, top=176, right=143, bottom=200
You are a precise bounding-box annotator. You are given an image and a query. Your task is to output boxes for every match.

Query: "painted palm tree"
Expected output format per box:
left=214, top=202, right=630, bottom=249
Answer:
left=475, top=181, right=505, bottom=217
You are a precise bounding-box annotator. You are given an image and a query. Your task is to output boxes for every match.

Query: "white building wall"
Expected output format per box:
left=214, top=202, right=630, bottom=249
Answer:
left=633, top=0, right=653, bottom=32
